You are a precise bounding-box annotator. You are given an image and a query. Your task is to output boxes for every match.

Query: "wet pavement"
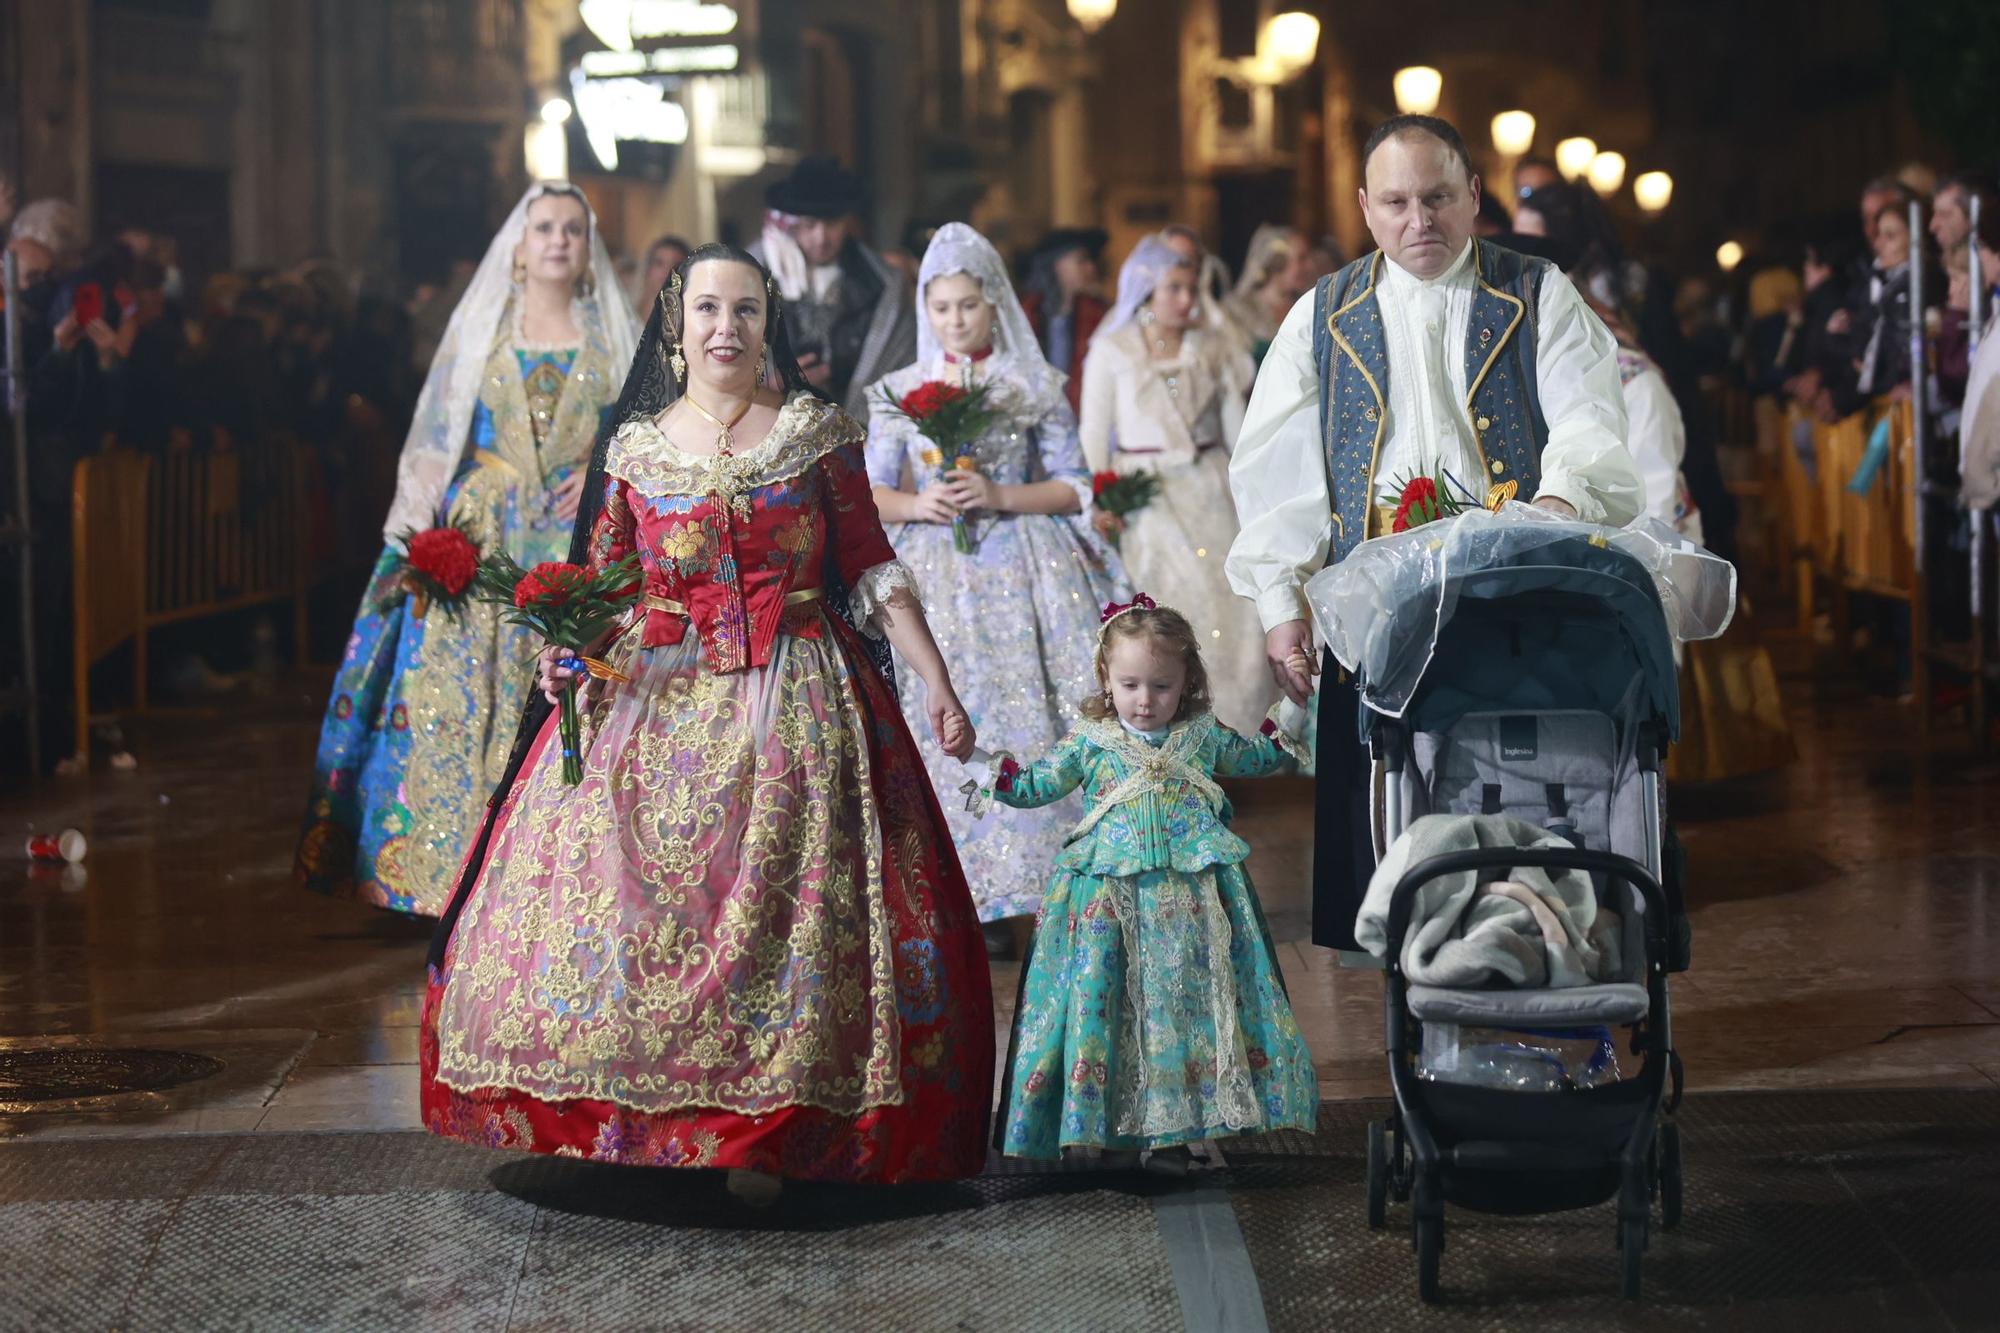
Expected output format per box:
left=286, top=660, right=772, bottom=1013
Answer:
left=1, top=649, right=1997, bottom=1328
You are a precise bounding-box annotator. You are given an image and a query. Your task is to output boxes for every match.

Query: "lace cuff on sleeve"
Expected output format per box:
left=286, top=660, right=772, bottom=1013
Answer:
left=848, top=559, right=922, bottom=636
left=1056, top=471, right=1095, bottom=518
left=1259, top=698, right=1314, bottom=767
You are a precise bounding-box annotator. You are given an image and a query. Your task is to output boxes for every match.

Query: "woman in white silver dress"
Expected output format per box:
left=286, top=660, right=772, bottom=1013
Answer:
left=866, top=223, right=1129, bottom=925
left=1078, top=235, right=1271, bottom=734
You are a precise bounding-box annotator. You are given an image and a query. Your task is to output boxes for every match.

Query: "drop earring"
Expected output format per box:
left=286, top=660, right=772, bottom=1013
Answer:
left=669, top=343, right=688, bottom=383
left=511, top=255, right=527, bottom=284
left=754, top=349, right=768, bottom=383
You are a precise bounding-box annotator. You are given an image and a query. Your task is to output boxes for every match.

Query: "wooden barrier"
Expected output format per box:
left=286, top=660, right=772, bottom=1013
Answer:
left=70, top=444, right=312, bottom=765
left=1771, top=397, right=1928, bottom=713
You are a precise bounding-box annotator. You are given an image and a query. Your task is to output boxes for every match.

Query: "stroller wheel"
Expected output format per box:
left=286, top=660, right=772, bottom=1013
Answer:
left=1619, top=1216, right=1647, bottom=1300
left=1366, top=1120, right=1389, bottom=1229
left=1660, top=1123, right=1684, bottom=1230
left=1415, top=1215, right=1443, bottom=1303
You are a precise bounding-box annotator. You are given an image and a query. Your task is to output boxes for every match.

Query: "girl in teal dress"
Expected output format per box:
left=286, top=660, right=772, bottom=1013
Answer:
left=965, top=595, right=1319, bottom=1165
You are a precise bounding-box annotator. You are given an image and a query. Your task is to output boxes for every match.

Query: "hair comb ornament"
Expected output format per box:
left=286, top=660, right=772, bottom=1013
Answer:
left=661, top=270, right=688, bottom=383
left=1099, top=592, right=1157, bottom=634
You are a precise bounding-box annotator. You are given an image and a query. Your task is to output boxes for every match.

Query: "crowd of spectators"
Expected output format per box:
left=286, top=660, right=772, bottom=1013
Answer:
left=2, top=177, right=431, bottom=771
left=1738, top=169, right=2000, bottom=426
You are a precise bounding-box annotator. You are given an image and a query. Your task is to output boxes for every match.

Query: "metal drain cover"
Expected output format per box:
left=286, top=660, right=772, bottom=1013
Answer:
left=0, top=1047, right=226, bottom=1103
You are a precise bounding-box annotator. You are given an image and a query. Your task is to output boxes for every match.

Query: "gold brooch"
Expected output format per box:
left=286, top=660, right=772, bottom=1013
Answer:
left=1485, top=480, right=1519, bottom=510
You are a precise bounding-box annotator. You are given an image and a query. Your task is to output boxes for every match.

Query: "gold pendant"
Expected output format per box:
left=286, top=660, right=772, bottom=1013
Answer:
left=1485, top=479, right=1519, bottom=510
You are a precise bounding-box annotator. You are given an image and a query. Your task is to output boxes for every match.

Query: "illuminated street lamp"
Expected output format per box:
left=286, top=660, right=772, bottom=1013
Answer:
left=1490, top=110, right=1535, bottom=157
left=1586, top=150, right=1626, bottom=196
left=1554, top=136, right=1596, bottom=181
left=1067, top=0, right=1115, bottom=32
left=1392, top=66, right=1442, bottom=115
left=1262, top=11, right=1321, bottom=78
left=525, top=120, right=568, bottom=182
left=1634, top=171, right=1674, bottom=213
left=1716, top=241, right=1744, bottom=272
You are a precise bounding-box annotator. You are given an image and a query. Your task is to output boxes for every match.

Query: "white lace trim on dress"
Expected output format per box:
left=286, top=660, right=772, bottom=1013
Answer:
left=849, top=559, right=923, bottom=636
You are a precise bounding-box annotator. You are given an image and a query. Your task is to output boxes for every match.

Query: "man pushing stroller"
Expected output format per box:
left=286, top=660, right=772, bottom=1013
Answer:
left=1227, top=110, right=1644, bottom=953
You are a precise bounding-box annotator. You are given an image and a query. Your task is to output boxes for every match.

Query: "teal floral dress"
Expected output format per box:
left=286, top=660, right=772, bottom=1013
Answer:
left=982, top=710, right=1319, bottom=1157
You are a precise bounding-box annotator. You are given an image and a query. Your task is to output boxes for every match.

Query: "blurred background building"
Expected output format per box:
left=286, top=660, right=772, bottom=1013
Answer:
left=0, top=0, right=1968, bottom=292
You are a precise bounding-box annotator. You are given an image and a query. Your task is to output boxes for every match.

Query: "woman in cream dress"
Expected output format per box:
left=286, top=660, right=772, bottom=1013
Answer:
left=1078, top=235, right=1271, bottom=733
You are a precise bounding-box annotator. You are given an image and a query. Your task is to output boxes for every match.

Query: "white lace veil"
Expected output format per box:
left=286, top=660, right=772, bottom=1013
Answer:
left=914, top=222, right=1065, bottom=415
left=1232, top=224, right=1300, bottom=302
left=381, top=183, right=642, bottom=544
left=1095, top=234, right=1191, bottom=345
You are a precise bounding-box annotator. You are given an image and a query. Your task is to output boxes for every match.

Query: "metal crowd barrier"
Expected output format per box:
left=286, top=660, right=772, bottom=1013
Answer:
left=69, top=443, right=313, bottom=767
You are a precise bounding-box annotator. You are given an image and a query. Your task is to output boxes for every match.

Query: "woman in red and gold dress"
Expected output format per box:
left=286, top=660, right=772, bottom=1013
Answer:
left=420, top=244, right=993, bottom=1191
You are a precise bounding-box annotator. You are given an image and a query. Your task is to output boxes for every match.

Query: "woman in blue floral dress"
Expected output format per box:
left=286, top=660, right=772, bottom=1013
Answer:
left=294, top=185, right=640, bottom=915
left=866, top=224, right=1128, bottom=927
left=966, top=597, right=1318, bottom=1164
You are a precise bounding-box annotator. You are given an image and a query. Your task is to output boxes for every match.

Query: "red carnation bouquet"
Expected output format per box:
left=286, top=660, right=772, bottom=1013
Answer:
left=1387, top=470, right=1471, bottom=534
left=877, top=379, right=997, bottom=554
left=383, top=521, right=484, bottom=621
left=1089, top=470, right=1161, bottom=549
left=476, top=551, right=643, bottom=785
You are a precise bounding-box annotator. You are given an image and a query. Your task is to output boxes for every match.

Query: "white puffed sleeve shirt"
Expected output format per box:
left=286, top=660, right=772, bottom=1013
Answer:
left=1226, top=241, right=1644, bottom=630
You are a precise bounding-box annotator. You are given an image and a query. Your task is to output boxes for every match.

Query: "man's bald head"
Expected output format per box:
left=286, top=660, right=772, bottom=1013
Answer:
left=1359, top=115, right=1482, bottom=279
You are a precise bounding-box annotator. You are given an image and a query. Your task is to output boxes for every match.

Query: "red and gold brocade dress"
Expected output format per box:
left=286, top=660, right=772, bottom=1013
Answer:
left=421, top=392, right=994, bottom=1182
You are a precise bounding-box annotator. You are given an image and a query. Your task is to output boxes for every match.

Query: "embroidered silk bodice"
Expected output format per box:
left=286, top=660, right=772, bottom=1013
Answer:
left=518, top=347, right=576, bottom=454
left=993, top=712, right=1296, bottom=877
left=589, top=393, right=900, bottom=674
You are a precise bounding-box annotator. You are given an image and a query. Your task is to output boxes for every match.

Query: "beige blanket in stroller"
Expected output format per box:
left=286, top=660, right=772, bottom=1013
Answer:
left=1356, top=814, right=1625, bottom=988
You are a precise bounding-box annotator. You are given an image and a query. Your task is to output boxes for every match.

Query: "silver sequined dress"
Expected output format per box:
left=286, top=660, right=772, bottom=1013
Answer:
left=867, top=355, right=1132, bottom=921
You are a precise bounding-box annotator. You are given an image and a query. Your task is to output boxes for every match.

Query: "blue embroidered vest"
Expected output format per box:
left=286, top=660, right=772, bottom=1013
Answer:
left=1310, top=240, right=1550, bottom=563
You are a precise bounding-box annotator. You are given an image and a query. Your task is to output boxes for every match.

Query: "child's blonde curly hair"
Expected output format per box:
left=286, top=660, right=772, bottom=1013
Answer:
left=1080, top=603, right=1213, bottom=724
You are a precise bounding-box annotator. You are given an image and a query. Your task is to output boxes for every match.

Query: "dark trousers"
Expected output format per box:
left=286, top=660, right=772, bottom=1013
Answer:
left=1311, top=665, right=1376, bottom=951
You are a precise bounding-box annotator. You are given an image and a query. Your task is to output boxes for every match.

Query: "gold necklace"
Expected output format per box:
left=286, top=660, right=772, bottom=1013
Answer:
left=681, top=393, right=753, bottom=456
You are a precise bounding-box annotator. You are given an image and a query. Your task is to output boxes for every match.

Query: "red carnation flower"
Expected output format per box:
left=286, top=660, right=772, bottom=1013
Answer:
left=1392, top=476, right=1440, bottom=534
left=405, top=527, right=481, bottom=597
left=513, top=561, right=589, bottom=609
left=1091, top=469, right=1120, bottom=498
left=898, top=381, right=968, bottom=420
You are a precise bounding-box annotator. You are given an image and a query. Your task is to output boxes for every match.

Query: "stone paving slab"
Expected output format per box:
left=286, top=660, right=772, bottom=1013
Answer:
left=0, top=1091, right=1995, bottom=1331
left=1233, top=1093, right=2000, bottom=1331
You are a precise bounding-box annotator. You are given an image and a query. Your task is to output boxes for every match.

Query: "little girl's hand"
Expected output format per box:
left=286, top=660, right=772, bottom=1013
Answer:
left=942, top=469, right=998, bottom=513
left=1091, top=509, right=1124, bottom=540
left=932, top=693, right=975, bottom=760
left=911, top=482, right=960, bottom=525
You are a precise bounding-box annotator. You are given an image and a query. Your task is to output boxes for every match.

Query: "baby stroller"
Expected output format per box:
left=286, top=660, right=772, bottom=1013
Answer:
left=1306, top=508, right=1734, bottom=1303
